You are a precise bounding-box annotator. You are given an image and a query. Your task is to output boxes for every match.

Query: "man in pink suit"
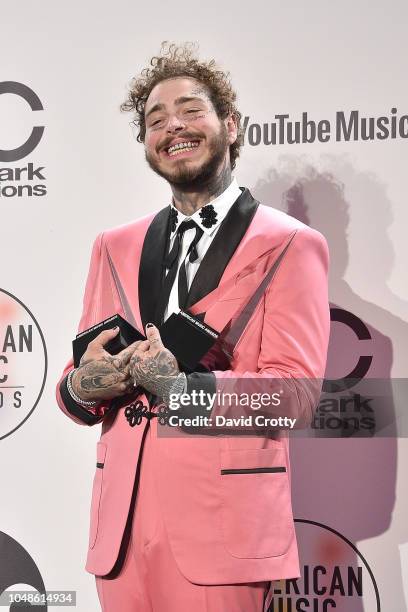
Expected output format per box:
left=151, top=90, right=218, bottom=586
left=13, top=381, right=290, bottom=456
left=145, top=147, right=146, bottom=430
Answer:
left=56, top=43, right=330, bottom=611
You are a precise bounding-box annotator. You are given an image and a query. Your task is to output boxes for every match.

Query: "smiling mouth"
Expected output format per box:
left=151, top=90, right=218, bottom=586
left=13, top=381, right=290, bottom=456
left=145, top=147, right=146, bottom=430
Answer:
left=163, top=140, right=201, bottom=158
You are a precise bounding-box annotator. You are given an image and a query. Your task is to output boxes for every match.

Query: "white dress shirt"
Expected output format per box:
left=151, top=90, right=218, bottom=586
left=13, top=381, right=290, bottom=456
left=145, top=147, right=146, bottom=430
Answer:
left=163, top=177, right=242, bottom=322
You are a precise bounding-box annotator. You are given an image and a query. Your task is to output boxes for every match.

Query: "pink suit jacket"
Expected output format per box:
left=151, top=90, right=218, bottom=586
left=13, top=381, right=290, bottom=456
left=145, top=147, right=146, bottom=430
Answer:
left=56, top=187, right=330, bottom=583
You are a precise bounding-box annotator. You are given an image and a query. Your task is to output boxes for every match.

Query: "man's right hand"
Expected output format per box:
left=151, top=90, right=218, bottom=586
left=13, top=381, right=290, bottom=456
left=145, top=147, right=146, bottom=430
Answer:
left=71, top=327, right=141, bottom=402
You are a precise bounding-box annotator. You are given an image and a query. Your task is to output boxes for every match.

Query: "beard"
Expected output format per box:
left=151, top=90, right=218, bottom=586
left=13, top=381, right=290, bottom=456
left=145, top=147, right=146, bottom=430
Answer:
left=144, top=123, right=229, bottom=190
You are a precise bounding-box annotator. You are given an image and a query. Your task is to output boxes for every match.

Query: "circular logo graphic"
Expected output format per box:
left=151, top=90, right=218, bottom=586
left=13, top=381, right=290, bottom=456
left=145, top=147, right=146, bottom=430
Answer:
left=269, top=519, right=380, bottom=611
left=0, top=531, right=47, bottom=611
left=0, top=289, right=47, bottom=439
left=0, top=81, right=44, bottom=163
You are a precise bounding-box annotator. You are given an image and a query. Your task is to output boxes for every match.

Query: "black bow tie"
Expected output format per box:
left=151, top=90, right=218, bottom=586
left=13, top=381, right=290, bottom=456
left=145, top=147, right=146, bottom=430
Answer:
left=170, top=203, right=218, bottom=233
left=157, top=219, right=204, bottom=324
left=164, top=219, right=203, bottom=270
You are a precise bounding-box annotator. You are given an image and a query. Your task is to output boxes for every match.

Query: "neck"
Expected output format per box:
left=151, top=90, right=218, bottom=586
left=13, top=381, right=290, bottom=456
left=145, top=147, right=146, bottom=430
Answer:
left=170, top=160, right=232, bottom=216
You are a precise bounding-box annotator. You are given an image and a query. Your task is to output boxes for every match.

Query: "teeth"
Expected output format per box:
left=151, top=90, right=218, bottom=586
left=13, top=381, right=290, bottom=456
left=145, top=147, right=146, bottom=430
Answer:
left=167, top=141, right=199, bottom=155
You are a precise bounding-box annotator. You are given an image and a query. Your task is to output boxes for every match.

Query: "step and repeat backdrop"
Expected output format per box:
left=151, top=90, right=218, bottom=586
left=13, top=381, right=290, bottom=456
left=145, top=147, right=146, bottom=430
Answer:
left=1, top=1, right=407, bottom=610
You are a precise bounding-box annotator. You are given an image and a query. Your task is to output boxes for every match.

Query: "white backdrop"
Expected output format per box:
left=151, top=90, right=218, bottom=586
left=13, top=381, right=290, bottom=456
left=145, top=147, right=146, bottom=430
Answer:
left=1, top=1, right=407, bottom=610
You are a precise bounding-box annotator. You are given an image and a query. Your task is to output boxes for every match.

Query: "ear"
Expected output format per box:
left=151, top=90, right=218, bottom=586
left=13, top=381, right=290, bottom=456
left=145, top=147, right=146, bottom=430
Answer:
left=224, top=112, right=238, bottom=145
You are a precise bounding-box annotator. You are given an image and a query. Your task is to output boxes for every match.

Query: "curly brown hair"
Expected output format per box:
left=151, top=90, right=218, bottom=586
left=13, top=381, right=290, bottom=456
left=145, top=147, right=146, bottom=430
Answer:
left=120, top=42, right=243, bottom=170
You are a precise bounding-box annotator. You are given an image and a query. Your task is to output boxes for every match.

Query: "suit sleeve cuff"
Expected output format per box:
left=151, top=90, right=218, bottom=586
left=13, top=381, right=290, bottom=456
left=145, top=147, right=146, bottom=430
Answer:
left=183, top=371, right=216, bottom=417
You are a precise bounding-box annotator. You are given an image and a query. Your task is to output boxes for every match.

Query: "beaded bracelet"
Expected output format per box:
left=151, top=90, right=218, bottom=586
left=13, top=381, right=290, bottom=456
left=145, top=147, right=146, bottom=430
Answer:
left=67, top=369, right=99, bottom=408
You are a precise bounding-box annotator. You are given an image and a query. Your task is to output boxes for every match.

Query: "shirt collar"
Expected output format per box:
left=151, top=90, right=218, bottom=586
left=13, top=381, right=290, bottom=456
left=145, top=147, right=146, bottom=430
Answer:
left=169, top=177, right=242, bottom=237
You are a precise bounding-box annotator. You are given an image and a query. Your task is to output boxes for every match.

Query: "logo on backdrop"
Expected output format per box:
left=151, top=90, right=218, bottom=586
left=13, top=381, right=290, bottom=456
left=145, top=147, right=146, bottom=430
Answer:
left=268, top=520, right=380, bottom=611
left=0, top=81, right=46, bottom=198
left=0, top=288, right=47, bottom=439
left=243, top=108, right=408, bottom=146
left=0, top=531, right=47, bottom=611
left=313, top=307, right=376, bottom=435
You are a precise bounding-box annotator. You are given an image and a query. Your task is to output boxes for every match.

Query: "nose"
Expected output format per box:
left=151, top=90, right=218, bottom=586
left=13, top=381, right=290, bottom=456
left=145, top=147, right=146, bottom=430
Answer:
left=166, top=113, right=186, bottom=133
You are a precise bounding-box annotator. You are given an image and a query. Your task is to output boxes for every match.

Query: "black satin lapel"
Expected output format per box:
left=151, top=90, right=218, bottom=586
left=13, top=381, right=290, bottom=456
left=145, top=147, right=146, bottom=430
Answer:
left=186, top=188, right=259, bottom=309
left=138, top=206, right=171, bottom=328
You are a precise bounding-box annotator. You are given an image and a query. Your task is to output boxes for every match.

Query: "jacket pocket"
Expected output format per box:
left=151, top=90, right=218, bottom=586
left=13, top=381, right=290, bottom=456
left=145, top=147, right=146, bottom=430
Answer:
left=88, top=441, right=107, bottom=549
left=219, top=448, right=294, bottom=559
left=221, top=466, right=286, bottom=475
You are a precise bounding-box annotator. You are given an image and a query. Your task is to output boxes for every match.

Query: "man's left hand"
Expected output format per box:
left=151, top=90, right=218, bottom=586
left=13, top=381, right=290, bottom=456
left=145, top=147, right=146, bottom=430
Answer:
left=128, top=323, right=180, bottom=398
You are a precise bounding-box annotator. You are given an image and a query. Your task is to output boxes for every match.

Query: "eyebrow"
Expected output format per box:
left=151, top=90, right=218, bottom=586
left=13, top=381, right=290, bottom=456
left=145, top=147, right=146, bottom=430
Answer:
left=145, top=96, right=206, bottom=120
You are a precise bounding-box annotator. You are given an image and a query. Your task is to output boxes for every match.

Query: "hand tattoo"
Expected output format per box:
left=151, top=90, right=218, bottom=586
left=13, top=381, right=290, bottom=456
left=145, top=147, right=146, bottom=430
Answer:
left=129, top=349, right=180, bottom=398
left=74, top=354, right=133, bottom=398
